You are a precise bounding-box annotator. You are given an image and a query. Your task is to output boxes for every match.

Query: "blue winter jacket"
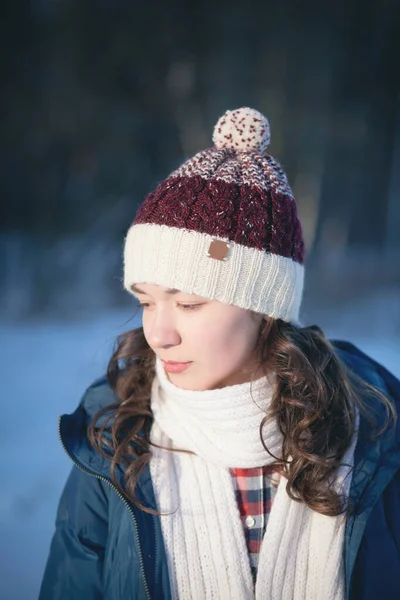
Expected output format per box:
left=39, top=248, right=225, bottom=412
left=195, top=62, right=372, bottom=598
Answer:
left=39, top=341, right=400, bottom=600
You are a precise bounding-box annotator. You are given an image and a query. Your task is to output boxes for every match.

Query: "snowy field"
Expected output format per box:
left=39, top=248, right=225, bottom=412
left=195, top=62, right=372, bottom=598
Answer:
left=0, top=301, right=399, bottom=600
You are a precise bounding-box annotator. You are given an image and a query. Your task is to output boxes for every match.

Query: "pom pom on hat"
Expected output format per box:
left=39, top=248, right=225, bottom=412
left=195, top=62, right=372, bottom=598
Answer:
left=212, top=107, right=271, bottom=154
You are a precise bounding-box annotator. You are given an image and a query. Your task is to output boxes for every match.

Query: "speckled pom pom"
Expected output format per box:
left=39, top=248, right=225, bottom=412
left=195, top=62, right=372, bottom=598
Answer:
left=212, top=107, right=271, bottom=154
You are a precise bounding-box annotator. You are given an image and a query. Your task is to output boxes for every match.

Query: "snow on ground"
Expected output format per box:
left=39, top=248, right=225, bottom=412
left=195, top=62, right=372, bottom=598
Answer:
left=0, top=300, right=399, bottom=600
left=0, top=309, right=138, bottom=600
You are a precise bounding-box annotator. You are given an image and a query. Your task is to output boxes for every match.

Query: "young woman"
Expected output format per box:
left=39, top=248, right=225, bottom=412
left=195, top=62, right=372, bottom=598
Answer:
left=40, top=108, right=400, bottom=600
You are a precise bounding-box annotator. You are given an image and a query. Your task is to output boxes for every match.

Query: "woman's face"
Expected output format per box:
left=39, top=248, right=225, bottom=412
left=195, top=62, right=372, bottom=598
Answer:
left=131, top=283, right=264, bottom=391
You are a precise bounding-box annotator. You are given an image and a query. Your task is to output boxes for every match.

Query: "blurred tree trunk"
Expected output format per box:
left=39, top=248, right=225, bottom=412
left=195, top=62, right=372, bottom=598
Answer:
left=347, top=0, right=400, bottom=248
left=312, top=0, right=400, bottom=256
left=385, top=98, right=400, bottom=252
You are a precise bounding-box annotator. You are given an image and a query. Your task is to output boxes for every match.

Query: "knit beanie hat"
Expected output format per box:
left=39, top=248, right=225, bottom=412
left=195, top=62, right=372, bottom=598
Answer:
left=124, top=107, right=305, bottom=323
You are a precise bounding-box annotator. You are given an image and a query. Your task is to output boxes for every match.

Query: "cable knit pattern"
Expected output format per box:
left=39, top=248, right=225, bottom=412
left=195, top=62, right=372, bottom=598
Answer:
left=149, top=359, right=359, bottom=600
left=133, top=175, right=303, bottom=261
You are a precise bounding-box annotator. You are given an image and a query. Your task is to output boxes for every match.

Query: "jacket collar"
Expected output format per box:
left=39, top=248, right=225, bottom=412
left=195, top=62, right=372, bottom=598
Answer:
left=333, top=342, right=400, bottom=597
left=59, top=382, right=158, bottom=511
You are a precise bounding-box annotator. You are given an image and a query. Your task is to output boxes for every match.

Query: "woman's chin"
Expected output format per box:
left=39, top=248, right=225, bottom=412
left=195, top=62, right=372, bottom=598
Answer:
left=166, top=372, right=211, bottom=391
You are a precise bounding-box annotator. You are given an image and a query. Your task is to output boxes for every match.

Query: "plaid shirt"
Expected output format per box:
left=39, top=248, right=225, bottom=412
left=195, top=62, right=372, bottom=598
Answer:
left=230, top=466, right=281, bottom=583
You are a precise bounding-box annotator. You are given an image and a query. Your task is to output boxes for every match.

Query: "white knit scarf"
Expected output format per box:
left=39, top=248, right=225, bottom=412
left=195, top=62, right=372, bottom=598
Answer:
left=149, top=358, right=358, bottom=600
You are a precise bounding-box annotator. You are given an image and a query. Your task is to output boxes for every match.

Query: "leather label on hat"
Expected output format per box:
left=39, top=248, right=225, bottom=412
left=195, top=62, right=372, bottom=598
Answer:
left=208, top=239, right=230, bottom=261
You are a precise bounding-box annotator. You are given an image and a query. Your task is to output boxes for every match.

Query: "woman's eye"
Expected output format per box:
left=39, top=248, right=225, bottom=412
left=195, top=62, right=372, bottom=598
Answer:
left=178, top=304, right=204, bottom=311
left=137, top=302, right=204, bottom=311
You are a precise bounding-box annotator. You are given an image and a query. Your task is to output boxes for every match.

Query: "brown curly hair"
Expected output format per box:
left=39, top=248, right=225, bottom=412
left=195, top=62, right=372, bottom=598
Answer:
left=88, top=317, right=395, bottom=517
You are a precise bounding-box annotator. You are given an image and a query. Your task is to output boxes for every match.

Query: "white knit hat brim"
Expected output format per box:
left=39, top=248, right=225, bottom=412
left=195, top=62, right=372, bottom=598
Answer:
left=124, top=223, right=304, bottom=324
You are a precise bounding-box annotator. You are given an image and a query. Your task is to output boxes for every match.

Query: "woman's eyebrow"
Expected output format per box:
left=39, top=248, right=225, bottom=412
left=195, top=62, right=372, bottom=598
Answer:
left=130, top=284, right=181, bottom=295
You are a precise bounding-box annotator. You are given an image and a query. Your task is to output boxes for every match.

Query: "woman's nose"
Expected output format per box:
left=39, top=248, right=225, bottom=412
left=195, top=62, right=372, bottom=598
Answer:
left=145, top=310, right=181, bottom=349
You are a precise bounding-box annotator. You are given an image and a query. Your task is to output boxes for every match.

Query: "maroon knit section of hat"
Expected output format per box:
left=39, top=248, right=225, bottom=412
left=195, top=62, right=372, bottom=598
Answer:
left=134, top=175, right=305, bottom=264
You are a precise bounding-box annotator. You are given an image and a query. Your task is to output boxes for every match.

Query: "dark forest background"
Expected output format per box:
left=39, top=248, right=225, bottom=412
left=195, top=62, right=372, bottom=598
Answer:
left=1, top=0, right=400, bottom=321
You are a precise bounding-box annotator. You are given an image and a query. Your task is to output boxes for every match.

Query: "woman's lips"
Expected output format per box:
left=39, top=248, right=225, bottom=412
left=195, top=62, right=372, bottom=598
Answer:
left=162, top=360, right=192, bottom=374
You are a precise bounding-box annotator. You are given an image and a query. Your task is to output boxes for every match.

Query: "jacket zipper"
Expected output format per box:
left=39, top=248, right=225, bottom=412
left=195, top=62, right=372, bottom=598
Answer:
left=58, top=417, right=151, bottom=600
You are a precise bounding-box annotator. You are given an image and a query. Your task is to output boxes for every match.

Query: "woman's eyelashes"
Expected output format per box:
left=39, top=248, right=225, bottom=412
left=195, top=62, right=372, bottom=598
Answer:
left=138, top=302, right=205, bottom=311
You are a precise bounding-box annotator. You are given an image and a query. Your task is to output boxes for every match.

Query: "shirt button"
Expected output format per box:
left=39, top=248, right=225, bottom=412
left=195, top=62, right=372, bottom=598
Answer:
left=245, top=516, right=256, bottom=528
